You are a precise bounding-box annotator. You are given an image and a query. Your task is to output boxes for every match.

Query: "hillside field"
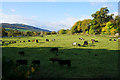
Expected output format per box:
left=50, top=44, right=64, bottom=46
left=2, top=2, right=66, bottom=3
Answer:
left=1, top=34, right=119, bottom=78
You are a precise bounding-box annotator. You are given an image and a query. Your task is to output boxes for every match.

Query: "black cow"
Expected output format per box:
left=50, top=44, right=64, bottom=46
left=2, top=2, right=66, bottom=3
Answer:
left=2, top=41, right=4, bottom=44
left=23, top=41, right=25, bottom=42
left=78, top=44, right=81, bottom=46
left=49, top=58, right=61, bottom=63
left=20, top=41, right=21, bottom=43
left=114, top=39, right=116, bottom=41
left=109, top=39, right=112, bottom=41
left=32, top=60, right=40, bottom=66
left=16, top=60, right=28, bottom=66
left=9, top=41, right=12, bottom=44
left=83, top=41, right=88, bottom=46
left=28, top=40, right=30, bottom=42
left=46, top=39, right=49, bottom=42
left=95, top=40, right=98, bottom=42
left=36, top=39, right=38, bottom=43
left=57, top=60, right=71, bottom=68
left=50, top=48, right=58, bottom=53
left=18, top=51, right=25, bottom=56
left=94, top=54, right=98, bottom=56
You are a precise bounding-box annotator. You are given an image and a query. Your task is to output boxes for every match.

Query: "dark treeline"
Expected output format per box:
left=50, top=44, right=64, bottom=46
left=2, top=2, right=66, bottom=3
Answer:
left=0, top=27, right=57, bottom=37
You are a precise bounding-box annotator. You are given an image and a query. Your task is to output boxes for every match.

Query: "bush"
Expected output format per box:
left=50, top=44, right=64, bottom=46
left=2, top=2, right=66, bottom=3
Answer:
left=85, top=31, right=89, bottom=34
left=89, top=29, right=95, bottom=34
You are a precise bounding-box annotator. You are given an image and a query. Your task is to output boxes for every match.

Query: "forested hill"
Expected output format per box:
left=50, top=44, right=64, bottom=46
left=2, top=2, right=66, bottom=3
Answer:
left=1, top=23, right=51, bottom=32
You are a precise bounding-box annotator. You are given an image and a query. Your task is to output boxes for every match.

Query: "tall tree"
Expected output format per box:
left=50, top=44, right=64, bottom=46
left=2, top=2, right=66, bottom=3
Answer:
left=91, top=7, right=114, bottom=34
left=81, top=19, right=91, bottom=33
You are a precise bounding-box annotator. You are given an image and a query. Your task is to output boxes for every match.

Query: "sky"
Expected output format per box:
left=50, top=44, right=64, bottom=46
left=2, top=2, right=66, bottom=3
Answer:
left=0, top=1, right=119, bottom=31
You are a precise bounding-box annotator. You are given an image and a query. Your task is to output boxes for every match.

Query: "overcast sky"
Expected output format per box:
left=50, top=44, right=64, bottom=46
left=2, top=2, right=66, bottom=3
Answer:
left=0, top=0, right=119, bottom=31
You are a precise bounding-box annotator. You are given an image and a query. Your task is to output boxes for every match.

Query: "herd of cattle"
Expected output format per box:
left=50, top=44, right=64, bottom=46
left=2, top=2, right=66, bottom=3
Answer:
left=72, top=38, right=99, bottom=47
left=2, top=37, right=118, bottom=68
left=1, top=38, right=56, bottom=45
left=17, top=48, right=71, bottom=68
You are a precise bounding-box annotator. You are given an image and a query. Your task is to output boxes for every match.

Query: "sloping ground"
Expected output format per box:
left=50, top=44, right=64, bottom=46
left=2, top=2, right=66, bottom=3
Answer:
left=1, top=23, right=51, bottom=32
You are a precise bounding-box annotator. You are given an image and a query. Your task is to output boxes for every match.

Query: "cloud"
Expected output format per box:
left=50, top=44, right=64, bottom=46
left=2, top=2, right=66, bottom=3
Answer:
left=31, top=16, right=37, bottom=18
left=0, top=9, right=2, bottom=12
left=0, top=13, right=92, bottom=31
left=11, top=9, right=16, bottom=12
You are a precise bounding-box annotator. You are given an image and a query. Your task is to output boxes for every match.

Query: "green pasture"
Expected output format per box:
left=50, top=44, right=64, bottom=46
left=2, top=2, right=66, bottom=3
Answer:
left=2, top=34, right=119, bottom=78
left=5, top=28, right=29, bottom=32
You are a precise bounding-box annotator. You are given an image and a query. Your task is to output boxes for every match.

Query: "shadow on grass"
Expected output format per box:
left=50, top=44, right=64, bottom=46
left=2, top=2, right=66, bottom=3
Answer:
left=2, top=47, right=119, bottom=80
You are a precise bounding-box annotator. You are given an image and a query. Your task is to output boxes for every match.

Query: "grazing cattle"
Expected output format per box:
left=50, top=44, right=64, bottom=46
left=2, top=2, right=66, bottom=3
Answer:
left=91, top=39, right=95, bottom=41
left=79, top=38, right=84, bottom=40
left=2, top=41, right=4, bottom=44
left=9, top=41, right=12, bottom=44
left=32, top=60, right=40, bottom=66
left=46, top=39, right=49, bottom=42
left=36, top=39, right=38, bottom=43
left=78, top=44, right=81, bottom=46
left=18, top=51, right=25, bottom=56
left=114, top=39, right=116, bottom=41
left=23, top=41, right=25, bottom=42
left=12, top=41, right=16, bottom=43
left=95, top=54, right=97, bottom=56
left=16, top=60, right=28, bottom=66
left=83, top=41, right=88, bottom=46
left=49, top=58, right=61, bottom=63
left=28, top=40, right=30, bottom=42
left=20, top=41, right=21, bottom=43
left=50, top=48, right=58, bottom=53
left=57, top=60, right=71, bottom=68
left=95, top=40, right=98, bottom=42
left=52, top=39, right=55, bottom=41
left=91, top=40, right=95, bottom=43
left=32, top=40, right=35, bottom=42
left=41, top=35, right=43, bottom=37
left=91, top=39, right=95, bottom=43
left=109, top=39, right=112, bottom=41
left=72, top=42, right=77, bottom=46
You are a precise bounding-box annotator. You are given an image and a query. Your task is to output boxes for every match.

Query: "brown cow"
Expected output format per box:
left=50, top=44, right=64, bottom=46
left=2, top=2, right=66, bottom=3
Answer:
left=57, top=60, right=71, bottom=68
left=49, top=57, right=61, bottom=63
left=32, top=40, right=35, bottom=42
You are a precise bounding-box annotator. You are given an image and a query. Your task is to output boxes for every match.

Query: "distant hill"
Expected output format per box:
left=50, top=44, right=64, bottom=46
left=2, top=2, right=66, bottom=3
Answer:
left=1, top=23, right=51, bottom=32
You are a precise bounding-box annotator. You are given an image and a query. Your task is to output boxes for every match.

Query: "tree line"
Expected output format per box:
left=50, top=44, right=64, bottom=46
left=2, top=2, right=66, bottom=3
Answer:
left=58, top=7, right=120, bottom=35
left=0, top=28, right=57, bottom=37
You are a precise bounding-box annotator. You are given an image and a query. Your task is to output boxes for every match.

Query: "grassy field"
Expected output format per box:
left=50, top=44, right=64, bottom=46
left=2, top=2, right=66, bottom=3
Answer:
left=2, top=34, right=119, bottom=78
left=5, top=28, right=30, bottom=32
